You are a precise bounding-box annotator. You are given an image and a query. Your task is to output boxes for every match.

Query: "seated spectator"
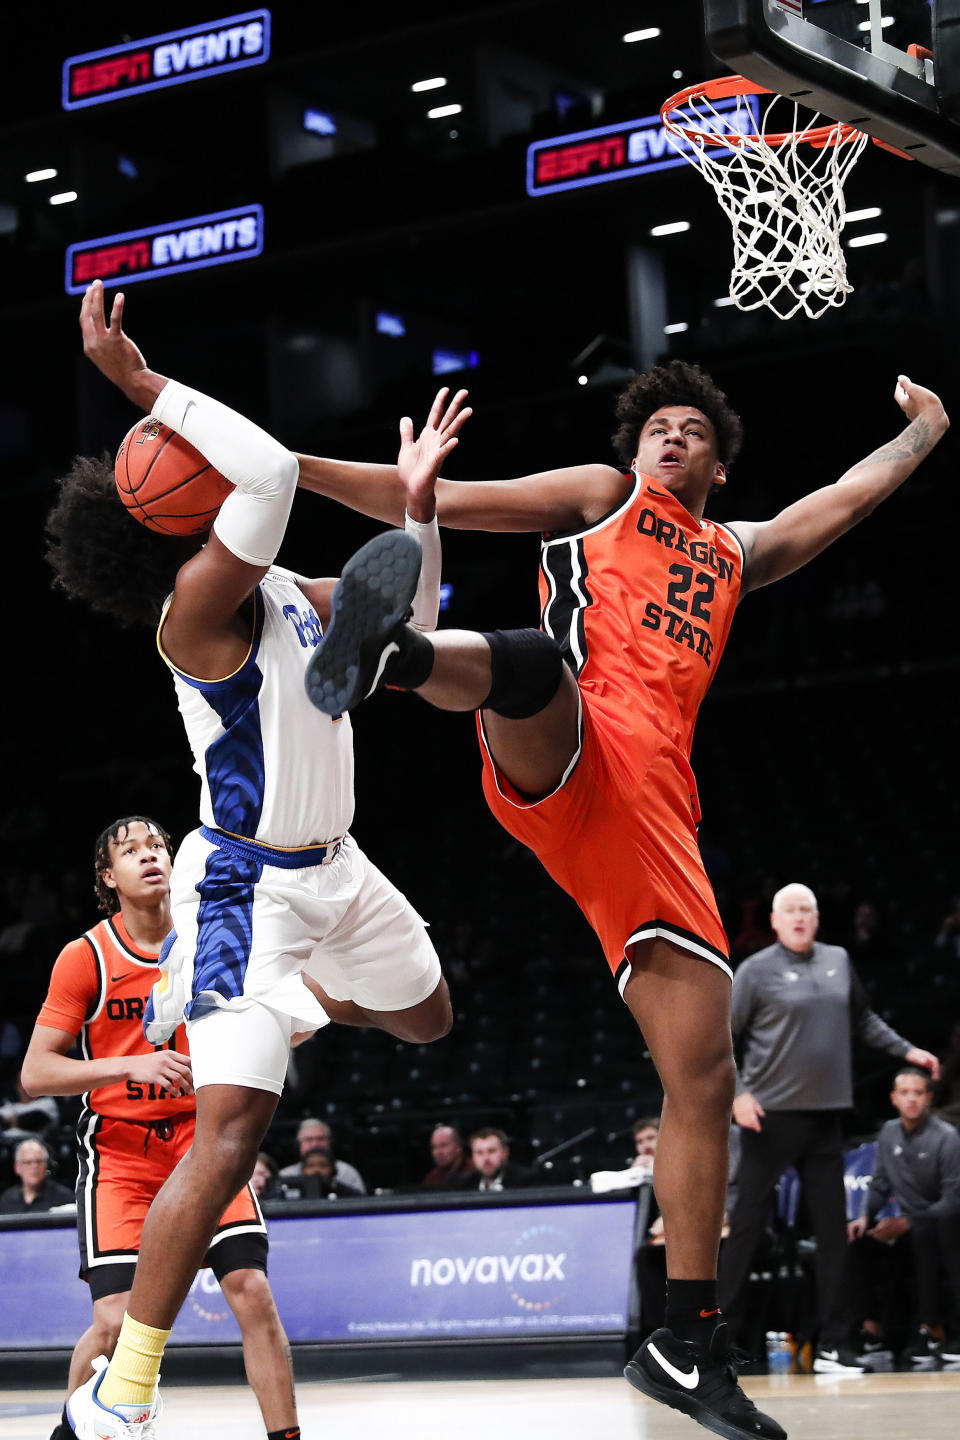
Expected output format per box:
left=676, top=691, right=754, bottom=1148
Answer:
left=251, top=1151, right=285, bottom=1202
left=457, top=1128, right=536, bottom=1192
left=280, top=1116, right=366, bottom=1193
left=848, top=1066, right=960, bottom=1366
left=632, top=1116, right=660, bottom=1179
left=590, top=1116, right=660, bottom=1194
left=422, top=1124, right=474, bottom=1187
left=0, top=1074, right=60, bottom=1147
left=283, top=1147, right=364, bottom=1201
left=0, top=1138, right=73, bottom=1213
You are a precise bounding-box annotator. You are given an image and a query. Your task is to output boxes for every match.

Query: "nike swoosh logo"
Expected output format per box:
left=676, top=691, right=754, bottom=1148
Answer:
left=365, top=640, right=399, bottom=698
left=647, top=488, right=671, bottom=499
left=111, top=975, right=126, bottom=982
left=183, top=399, right=196, bottom=424
left=647, top=1341, right=699, bottom=1389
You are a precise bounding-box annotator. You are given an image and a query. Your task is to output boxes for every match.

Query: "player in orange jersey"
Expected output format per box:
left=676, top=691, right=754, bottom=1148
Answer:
left=21, top=817, right=300, bottom=1440
left=301, top=359, right=949, bottom=1440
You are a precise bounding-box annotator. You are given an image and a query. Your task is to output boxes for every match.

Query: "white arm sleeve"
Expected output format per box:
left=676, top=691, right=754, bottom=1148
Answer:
left=152, top=378, right=299, bottom=567
left=404, top=512, right=441, bottom=631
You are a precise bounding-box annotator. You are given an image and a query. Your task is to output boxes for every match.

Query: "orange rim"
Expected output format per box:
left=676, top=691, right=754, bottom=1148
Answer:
left=661, top=73, right=865, bottom=149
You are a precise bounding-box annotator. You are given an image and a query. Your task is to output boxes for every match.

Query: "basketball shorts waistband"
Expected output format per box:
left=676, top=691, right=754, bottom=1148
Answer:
left=200, top=825, right=343, bottom=869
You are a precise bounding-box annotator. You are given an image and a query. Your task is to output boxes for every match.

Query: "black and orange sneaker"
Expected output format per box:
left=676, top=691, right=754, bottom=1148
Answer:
left=625, top=1323, right=787, bottom=1440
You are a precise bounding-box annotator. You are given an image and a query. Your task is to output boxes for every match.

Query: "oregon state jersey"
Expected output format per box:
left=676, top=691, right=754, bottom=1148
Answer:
left=37, top=915, right=192, bottom=1122
left=158, top=566, right=354, bottom=849
left=540, top=470, right=743, bottom=760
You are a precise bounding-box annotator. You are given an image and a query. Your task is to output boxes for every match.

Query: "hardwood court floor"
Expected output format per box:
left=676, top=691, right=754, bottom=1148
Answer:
left=2, top=1370, right=959, bottom=1439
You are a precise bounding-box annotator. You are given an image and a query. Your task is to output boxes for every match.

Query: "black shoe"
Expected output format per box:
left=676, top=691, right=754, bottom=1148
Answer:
left=907, top=1327, right=942, bottom=1368
left=624, top=1323, right=787, bottom=1439
left=812, top=1344, right=867, bottom=1374
left=304, top=530, right=421, bottom=716
left=941, top=1334, right=960, bottom=1363
left=49, top=1407, right=75, bottom=1440
left=854, top=1330, right=893, bottom=1367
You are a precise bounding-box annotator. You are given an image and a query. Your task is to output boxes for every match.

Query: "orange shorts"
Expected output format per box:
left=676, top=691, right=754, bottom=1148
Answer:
left=478, top=687, right=731, bottom=993
left=76, top=1110, right=265, bottom=1294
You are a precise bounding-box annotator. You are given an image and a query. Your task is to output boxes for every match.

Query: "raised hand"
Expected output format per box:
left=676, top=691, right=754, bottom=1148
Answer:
left=398, top=387, right=472, bottom=522
left=79, top=279, right=151, bottom=402
left=893, top=374, right=949, bottom=431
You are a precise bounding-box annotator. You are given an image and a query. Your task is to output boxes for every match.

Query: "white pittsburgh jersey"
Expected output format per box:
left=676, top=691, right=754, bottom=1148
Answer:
left=158, top=568, right=354, bottom=847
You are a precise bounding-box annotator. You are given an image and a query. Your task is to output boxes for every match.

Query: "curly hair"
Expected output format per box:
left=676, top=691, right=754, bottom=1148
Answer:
left=94, top=815, right=173, bottom=915
left=45, top=454, right=200, bottom=628
left=611, top=359, right=744, bottom=469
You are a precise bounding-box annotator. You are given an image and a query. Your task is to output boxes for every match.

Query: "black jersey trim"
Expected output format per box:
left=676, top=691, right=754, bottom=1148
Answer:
left=82, top=933, right=107, bottom=1024
left=76, top=1107, right=104, bottom=1268
left=714, top=521, right=746, bottom=570
left=105, top=916, right=164, bottom=968
left=541, top=471, right=639, bottom=546
left=540, top=536, right=594, bottom=677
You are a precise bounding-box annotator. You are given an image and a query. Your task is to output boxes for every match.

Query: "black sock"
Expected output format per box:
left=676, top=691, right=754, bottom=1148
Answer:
left=267, top=1428, right=300, bottom=1440
left=664, top=1278, right=721, bottom=1344
left=383, top=625, right=434, bottom=690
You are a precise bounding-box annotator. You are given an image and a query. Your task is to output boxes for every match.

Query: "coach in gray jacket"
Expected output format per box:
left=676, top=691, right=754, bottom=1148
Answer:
left=718, top=882, right=939, bottom=1372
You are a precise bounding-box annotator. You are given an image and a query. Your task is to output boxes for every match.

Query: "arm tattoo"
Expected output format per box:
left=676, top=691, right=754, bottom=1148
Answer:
left=846, top=417, right=932, bottom=476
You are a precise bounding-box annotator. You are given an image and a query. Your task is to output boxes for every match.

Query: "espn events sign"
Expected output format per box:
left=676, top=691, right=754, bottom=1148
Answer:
left=65, top=205, right=264, bottom=294
left=62, top=10, right=270, bottom=109
left=526, top=96, right=761, bottom=196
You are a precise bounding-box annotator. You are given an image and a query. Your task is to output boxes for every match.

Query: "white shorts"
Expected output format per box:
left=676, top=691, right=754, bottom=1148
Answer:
left=188, top=1002, right=296, bottom=1096
left=168, top=828, right=442, bottom=1088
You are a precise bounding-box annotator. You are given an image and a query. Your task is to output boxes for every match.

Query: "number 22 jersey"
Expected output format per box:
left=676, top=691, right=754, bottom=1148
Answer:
left=540, top=469, right=743, bottom=779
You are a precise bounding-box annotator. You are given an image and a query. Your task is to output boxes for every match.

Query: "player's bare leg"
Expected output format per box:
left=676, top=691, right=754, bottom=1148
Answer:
left=124, top=1084, right=278, bottom=1328
left=621, top=939, right=785, bottom=1440
left=76, top=1081, right=278, bottom=1430
left=307, top=974, right=453, bottom=1042
left=418, top=632, right=581, bottom=796
left=220, top=1268, right=297, bottom=1434
left=622, top=939, right=734, bottom=1280
left=66, top=1292, right=128, bottom=1394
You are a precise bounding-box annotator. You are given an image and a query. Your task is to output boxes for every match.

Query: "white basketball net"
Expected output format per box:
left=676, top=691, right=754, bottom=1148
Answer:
left=662, top=86, right=870, bottom=320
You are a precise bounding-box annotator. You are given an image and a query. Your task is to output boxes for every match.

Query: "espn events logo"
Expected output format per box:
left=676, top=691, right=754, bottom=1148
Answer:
left=65, top=205, right=264, bottom=294
left=410, top=1224, right=567, bottom=1313
left=62, top=10, right=270, bottom=109
left=526, top=96, right=761, bottom=197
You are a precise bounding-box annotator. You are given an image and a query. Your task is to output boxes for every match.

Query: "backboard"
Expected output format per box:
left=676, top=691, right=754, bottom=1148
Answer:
left=704, top=0, right=960, bottom=174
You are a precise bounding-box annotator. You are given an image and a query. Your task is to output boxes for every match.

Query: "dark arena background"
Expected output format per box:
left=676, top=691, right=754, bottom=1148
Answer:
left=2, top=3, right=960, bottom=1437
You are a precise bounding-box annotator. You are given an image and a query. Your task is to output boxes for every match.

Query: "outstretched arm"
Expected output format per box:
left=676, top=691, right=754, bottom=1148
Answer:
left=296, top=393, right=628, bottom=533
left=732, top=376, right=949, bottom=594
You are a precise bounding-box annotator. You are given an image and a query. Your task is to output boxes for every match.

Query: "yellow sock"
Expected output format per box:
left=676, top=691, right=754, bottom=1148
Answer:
left=98, top=1313, right=171, bottom=1409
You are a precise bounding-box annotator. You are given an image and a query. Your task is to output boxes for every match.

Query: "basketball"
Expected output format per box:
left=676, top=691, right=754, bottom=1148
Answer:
left=115, top=418, right=234, bottom=535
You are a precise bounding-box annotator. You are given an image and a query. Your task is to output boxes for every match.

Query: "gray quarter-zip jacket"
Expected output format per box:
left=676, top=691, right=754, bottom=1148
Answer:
left=865, top=1114, right=960, bottom=1225
left=731, top=941, right=911, bottom=1110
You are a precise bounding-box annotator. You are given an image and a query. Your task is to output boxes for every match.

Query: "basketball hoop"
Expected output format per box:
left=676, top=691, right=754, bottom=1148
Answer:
left=660, top=75, right=871, bottom=320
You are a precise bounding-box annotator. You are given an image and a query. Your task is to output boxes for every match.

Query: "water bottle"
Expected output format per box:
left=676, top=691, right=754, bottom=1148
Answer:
left=765, top=1331, right=792, bottom=1374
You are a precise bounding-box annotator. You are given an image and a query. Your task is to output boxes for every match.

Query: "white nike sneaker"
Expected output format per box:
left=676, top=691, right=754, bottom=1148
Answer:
left=67, top=1357, right=163, bottom=1439
left=143, top=931, right=187, bottom=1046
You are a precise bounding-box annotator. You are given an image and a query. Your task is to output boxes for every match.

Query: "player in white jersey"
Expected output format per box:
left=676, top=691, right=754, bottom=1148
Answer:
left=45, top=280, right=469, bottom=1440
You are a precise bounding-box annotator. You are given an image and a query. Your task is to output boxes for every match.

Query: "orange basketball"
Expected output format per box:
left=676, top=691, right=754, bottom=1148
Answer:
left=115, top=418, right=234, bottom=535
